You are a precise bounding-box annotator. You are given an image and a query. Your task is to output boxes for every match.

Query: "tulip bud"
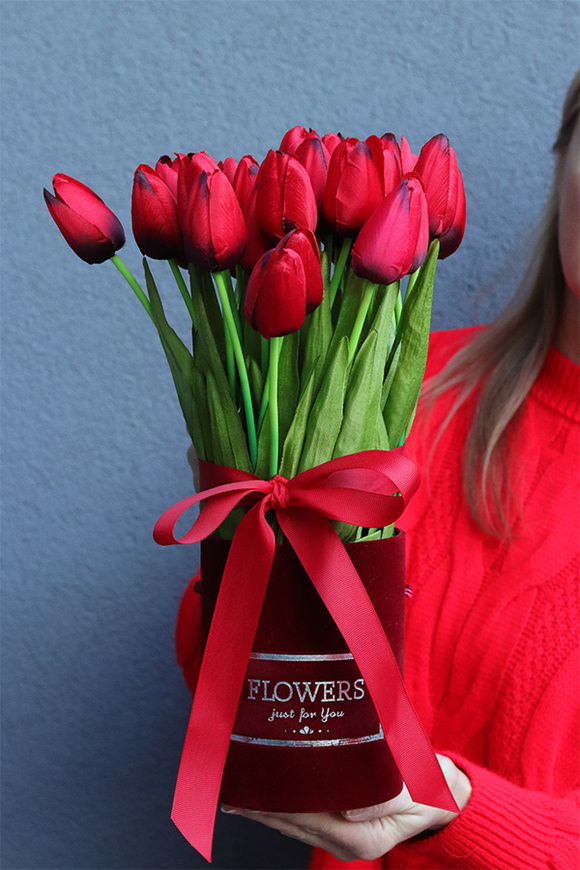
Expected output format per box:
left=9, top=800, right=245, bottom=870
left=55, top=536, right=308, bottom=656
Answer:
left=323, top=138, right=383, bottom=236
left=351, top=174, right=429, bottom=285
left=244, top=228, right=323, bottom=338
left=255, top=150, right=318, bottom=240
left=232, top=155, right=260, bottom=214
left=131, top=164, right=182, bottom=260
left=414, top=134, right=466, bottom=258
left=295, top=133, right=331, bottom=213
left=366, top=134, right=402, bottom=197
left=321, top=132, right=344, bottom=157
left=279, top=125, right=313, bottom=156
left=400, top=136, right=418, bottom=174
left=178, top=164, right=247, bottom=271
left=44, top=173, right=125, bottom=264
left=219, top=156, right=238, bottom=185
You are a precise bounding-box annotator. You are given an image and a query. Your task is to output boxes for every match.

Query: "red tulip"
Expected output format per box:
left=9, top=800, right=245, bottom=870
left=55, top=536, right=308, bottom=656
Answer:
left=178, top=163, right=247, bottom=271
left=244, top=228, right=323, bottom=338
left=414, top=134, right=466, bottom=258
left=351, top=174, right=429, bottom=285
left=131, top=164, right=182, bottom=260
left=255, top=150, right=318, bottom=240
left=218, top=156, right=238, bottom=185
left=279, top=125, right=313, bottom=156
left=44, top=173, right=125, bottom=264
left=321, top=132, right=344, bottom=157
left=366, top=134, right=402, bottom=197
left=400, top=136, right=418, bottom=174
left=232, top=154, right=259, bottom=214
left=295, top=133, right=331, bottom=213
left=323, top=138, right=383, bottom=236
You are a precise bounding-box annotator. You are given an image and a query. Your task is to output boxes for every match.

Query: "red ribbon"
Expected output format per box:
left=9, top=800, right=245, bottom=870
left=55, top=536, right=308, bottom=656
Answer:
left=154, top=449, right=459, bottom=861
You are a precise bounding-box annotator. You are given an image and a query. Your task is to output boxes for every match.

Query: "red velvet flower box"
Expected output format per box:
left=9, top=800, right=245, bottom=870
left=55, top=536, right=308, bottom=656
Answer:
left=199, top=532, right=406, bottom=812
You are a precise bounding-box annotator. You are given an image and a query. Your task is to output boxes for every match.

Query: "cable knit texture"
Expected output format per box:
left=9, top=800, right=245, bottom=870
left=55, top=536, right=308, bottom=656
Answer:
left=311, top=327, right=579, bottom=870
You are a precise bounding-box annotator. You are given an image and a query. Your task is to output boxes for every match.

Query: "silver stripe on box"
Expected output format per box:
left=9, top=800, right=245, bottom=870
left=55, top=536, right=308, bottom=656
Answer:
left=248, top=652, right=354, bottom=662
left=230, top=728, right=384, bottom=748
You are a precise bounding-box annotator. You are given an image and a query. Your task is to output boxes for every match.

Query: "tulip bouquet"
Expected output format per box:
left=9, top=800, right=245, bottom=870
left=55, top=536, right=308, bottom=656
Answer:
left=45, top=126, right=465, bottom=860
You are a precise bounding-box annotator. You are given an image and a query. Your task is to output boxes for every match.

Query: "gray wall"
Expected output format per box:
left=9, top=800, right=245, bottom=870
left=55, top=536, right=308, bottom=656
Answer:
left=1, top=1, right=577, bottom=868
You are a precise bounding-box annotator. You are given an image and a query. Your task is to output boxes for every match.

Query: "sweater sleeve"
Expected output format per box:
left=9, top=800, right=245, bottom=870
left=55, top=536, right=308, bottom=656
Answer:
left=396, top=755, right=580, bottom=870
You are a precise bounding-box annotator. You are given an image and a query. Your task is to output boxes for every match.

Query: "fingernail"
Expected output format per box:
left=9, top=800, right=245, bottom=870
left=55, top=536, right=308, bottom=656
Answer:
left=344, top=808, right=365, bottom=818
left=220, top=805, right=238, bottom=815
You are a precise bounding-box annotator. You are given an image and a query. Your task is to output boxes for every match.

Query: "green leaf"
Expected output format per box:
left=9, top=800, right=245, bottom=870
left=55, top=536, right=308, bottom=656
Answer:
left=205, top=368, right=251, bottom=470
left=278, top=330, right=300, bottom=445
left=254, top=406, right=271, bottom=480
left=279, top=367, right=317, bottom=479
left=300, top=283, right=332, bottom=394
left=190, top=365, right=211, bottom=461
left=320, top=249, right=331, bottom=292
left=190, top=265, right=226, bottom=366
left=143, top=259, right=197, bottom=442
left=189, top=265, right=252, bottom=471
left=383, top=240, right=439, bottom=447
left=298, top=337, right=349, bottom=473
left=247, top=355, right=264, bottom=420
left=316, top=271, right=368, bottom=394
left=334, top=330, right=383, bottom=456
left=242, top=314, right=263, bottom=372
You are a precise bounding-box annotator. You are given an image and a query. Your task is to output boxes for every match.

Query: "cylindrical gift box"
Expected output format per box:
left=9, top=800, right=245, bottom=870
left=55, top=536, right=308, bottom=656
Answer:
left=199, top=531, right=406, bottom=812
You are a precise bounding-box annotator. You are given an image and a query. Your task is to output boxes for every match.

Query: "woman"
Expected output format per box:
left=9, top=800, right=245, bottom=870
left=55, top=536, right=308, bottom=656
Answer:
left=221, top=72, right=580, bottom=869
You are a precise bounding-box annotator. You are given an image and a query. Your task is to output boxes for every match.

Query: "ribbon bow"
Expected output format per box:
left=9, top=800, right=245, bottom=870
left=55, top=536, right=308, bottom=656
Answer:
left=154, top=449, right=458, bottom=861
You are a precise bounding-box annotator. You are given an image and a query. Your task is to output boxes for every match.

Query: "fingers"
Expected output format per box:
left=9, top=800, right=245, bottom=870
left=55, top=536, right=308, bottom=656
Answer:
left=219, top=806, right=396, bottom=862
left=341, top=785, right=411, bottom=822
left=221, top=807, right=354, bottom=858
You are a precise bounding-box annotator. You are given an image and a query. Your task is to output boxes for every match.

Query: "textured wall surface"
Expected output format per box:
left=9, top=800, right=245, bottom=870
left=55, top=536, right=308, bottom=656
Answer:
left=1, top=1, right=578, bottom=868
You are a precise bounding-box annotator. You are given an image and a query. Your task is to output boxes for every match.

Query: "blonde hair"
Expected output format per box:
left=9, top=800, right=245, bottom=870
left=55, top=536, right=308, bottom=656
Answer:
left=424, top=71, right=580, bottom=536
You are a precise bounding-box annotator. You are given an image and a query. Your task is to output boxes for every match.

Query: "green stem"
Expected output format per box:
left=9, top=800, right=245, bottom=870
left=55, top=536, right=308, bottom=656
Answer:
left=225, top=331, right=236, bottom=397
left=169, top=259, right=196, bottom=326
left=111, top=255, right=154, bottom=321
left=268, top=336, right=283, bottom=478
left=214, top=270, right=258, bottom=469
left=329, top=237, right=352, bottom=306
left=224, top=269, right=242, bottom=341
left=348, top=280, right=377, bottom=364
left=257, top=367, right=270, bottom=435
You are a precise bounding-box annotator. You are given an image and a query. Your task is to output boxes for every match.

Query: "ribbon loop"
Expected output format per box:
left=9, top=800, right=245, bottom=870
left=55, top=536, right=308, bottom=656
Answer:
left=155, top=450, right=458, bottom=862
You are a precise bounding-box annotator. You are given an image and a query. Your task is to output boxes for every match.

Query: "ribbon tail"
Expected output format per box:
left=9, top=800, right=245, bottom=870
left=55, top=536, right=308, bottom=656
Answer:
left=171, top=503, right=276, bottom=861
left=278, top=508, right=459, bottom=814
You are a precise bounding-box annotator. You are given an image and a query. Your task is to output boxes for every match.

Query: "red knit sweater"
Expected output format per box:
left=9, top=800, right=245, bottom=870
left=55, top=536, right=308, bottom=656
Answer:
left=312, top=327, right=580, bottom=870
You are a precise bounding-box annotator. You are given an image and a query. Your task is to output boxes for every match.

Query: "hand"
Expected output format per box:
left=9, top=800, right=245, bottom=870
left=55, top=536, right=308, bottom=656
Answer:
left=221, top=755, right=471, bottom=862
